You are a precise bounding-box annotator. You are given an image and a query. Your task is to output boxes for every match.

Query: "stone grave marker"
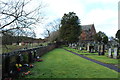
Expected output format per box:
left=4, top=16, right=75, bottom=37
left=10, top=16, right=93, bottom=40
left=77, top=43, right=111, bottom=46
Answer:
left=108, top=48, right=112, bottom=58
left=79, top=47, right=82, bottom=50
left=69, top=44, right=71, bottom=47
left=113, top=48, right=118, bottom=59
left=87, top=43, right=90, bottom=51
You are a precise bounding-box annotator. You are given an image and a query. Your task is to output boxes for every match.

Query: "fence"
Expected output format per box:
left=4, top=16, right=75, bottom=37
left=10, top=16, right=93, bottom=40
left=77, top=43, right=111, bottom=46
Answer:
left=2, top=43, right=57, bottom=79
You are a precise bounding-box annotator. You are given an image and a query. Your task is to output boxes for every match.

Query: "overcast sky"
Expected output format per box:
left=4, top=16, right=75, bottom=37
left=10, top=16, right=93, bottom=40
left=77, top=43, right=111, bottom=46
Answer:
left=34, top=0, right=119, bottom=38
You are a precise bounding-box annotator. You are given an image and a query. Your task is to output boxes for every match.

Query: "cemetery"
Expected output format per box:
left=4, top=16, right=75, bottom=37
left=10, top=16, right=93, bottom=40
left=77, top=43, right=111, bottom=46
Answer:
left=2, top=41, right=120, bottom=79
left=1, top=1, right=120, bottom=79
left=1, top=17, right=120, bottom=79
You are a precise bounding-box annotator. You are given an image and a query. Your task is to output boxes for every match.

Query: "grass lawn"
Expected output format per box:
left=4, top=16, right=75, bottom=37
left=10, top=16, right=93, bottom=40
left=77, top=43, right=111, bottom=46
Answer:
left=86, top=55, right=119, bottom=64
left=25, top=48, right=119, bottom=78
left=63, top=47, right=98, bottom=55
left=64, top=47, right=119, bottom=65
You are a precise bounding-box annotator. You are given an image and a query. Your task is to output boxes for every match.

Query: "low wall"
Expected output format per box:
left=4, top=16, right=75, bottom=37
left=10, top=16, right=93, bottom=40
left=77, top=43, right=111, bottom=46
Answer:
left=2, top=43, right=57, bottom=79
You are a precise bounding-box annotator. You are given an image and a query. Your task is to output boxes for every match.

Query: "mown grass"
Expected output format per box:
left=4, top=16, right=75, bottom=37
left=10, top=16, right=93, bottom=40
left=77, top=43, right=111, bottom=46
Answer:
left=86, top=55, right=118, bottom=64
left=64, top=47, right=119, bottom=65
left=64, top=47, right=98, bottom=55
left=25, top=48, right=119, bottom=78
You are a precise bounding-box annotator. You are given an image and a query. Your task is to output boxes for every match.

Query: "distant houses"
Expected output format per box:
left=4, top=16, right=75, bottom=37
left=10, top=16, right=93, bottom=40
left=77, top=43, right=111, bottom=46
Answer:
left=12, top=38, right=46, bottom=46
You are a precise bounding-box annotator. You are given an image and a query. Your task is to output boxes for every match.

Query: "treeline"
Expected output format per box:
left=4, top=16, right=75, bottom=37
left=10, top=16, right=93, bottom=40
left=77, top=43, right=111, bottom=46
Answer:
left=2, top=32, right=43, bottom=45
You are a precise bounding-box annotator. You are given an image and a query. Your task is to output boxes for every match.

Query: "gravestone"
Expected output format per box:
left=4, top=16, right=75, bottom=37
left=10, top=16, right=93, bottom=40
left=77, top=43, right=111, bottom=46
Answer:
left=87, top=43, right=90, bottom=51
left=72, top=43, right=76, bottom=49
left=98, top=45, right=104, bottom=55
left=79, top=47, right=82, bottom=50
left=108, top=48, right=112, bottom=58
left=113, top=48, right=118, bottom=59
left=98, top=45, right=100, bottom=53
left=69, top=44, right=71, bottom=47
left=90, top=46, right=94, bottom=53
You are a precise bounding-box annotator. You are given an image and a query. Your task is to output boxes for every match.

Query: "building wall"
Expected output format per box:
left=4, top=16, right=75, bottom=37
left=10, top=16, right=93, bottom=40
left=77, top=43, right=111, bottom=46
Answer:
left=80, top=24, right=96, bottom=41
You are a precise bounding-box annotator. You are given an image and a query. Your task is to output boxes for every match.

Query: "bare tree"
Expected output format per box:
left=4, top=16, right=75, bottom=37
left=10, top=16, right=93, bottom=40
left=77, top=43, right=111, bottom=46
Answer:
left=42, top=19, right=61, bottom=38
left=49, top=30, right=60, bottom=42
left=0, top=0, right=45, bottom=34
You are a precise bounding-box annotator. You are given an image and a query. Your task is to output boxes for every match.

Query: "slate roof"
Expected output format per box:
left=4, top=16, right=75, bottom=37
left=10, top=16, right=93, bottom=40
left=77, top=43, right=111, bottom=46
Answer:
left=81, top=24, right=94, bottom=31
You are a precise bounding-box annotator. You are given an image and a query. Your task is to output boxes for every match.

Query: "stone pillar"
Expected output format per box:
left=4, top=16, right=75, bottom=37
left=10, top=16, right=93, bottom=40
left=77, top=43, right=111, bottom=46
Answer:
left=108, top=48, right=112, bottom=58
left=113, top=48, right=118, bottom=59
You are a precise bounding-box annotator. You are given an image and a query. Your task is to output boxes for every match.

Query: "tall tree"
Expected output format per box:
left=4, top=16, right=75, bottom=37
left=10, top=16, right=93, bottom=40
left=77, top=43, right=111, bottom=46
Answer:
left=60, top=12, right=81, bottom=43
left=94, top=31, right=108, bottom=44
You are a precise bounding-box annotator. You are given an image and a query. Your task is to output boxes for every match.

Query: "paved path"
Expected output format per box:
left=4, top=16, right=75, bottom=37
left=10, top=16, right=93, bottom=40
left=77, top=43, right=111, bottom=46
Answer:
left=64, top=49, right=120, bottom=73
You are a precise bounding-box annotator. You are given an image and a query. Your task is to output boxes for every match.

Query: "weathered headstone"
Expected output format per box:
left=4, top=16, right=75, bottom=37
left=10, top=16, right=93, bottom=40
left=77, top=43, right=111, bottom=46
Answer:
left=72, top=43, right=76, bottom=49
left=108, top=48, right=112, bottom=58
left=87, top=43, right=90, bottom=51
left=100, top=45, right=105, bottom=55
left=98, top=45, right=100, bottom=53
left=69, top=44, right=71, bottom=47
left=79, top=47, right=82, bottom=50
left=113, top=48, right=118, bottom=59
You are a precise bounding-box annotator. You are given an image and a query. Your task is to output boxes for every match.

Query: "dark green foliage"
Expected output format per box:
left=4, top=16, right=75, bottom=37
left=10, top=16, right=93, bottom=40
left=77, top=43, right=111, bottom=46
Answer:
left=94, top=31, right=108, bottom=44
left=102, top=36, right=108, bottom=44
left=2, top=31, right=14, bottom=45
left=60, top=12, right=81, bottom=43
left=2, top=31, right=40, bottom=45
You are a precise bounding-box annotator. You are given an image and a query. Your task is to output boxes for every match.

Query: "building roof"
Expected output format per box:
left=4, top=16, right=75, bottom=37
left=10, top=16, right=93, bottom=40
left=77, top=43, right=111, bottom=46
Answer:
left=81, top=24, right=94, bottom=31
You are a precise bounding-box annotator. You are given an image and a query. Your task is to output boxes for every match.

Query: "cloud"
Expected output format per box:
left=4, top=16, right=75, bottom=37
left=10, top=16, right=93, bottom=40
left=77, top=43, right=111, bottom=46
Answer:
left=44, top=0, right=85, bottom=18
left=81, top=8, right=118, bottom=37
left=38, top=0, right=118, bottom=38
left=82, top=9, right=117, bottom=25
left=84, top=0, right=119, bottom=4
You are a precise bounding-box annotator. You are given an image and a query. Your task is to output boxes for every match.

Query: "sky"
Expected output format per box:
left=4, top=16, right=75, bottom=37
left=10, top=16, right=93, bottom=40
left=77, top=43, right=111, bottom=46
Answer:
left=14, top=0, right=119, bottom=39
left=34, top=0, right=119, bottom=39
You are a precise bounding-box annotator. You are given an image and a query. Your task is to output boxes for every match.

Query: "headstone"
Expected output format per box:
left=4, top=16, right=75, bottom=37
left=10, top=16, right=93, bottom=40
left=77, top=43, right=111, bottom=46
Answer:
left=19, top=43, right=22, bottom=46
left=72, top=43, right=76, bottom=49
left=79, top=47, right=82, bottom=50
left=74, top=44, right=77, bottom=49
left=98, top=45, right=100, bottom=52
left=12, top=43, right=17, bottom=45
left=87, top=43, right=90, bottom=51
left=100, top=45, right=103, bottom=53
left=69, top=44, right=71, bottom=47
left=108, top=48, right=112, bottom=58
left=113, top=48, right=118, bottom=59
left=100, top=45, right=104, bottom=55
